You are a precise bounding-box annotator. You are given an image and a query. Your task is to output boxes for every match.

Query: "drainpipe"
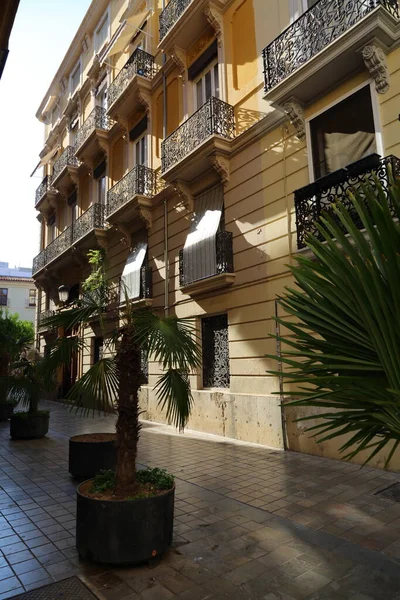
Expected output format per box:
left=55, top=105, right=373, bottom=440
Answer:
left=275, top=299, right=288, bottom=451
left=162, top=0, right=169, bottom=316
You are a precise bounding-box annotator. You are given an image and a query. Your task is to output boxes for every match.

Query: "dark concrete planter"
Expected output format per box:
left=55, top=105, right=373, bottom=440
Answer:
left=69, top=434, right=117, bottom=479
left=0, top=403, right=14, bottom=421
left=10, top=413, right=49, bottom=439
left=76, top=481, right=175, bottom=565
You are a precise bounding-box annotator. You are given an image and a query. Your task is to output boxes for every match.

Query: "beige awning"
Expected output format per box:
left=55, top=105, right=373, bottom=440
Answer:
left=40, top=146, right=60, bottom=166
left=126, top=9, right=149, bottom=29
left=107, top=26, right=133, bottom=57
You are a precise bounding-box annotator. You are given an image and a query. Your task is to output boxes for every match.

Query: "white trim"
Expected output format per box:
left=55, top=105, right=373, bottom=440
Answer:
left=305, top=80, right=382, bottom=183
left=193, top=58, right=219, bottom=110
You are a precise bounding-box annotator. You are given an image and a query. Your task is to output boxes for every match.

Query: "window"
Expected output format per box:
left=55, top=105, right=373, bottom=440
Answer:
left=48, top=214, right=56, bottom=243
left=195, top=61, right=219, bottom=108
left=289, top=0, right=319, bottom=22
left=93, top=337, right=104, bottom=364
left=94, top=160, right=107, bottom=205
left=70, top=62, right=81, bottom=96
left=69, top=113, right=79, bottom=146
left=134, top=133, right=147, bottom=167
left=28, top=289, right=36, bottom=307
left=96, top=77, right=108, bottom=110
left=0, top=289, right=7, bottom=307
left=309, top=85, right=377, bottom=180
left=95, top=12, right=109, bottom=52
left=201, top=314, right=230, bottom=388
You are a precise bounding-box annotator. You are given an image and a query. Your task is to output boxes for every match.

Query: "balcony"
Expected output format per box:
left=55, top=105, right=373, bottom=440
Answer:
left=35, top=175, right=57, bottom=210
left=51, top=146, right=80, bottom=190
left=107, top=49, right=155, bottom=124
left=262, top=0, right=400, bottom=107
left=106, top=165, right=156, bottom=224
left=179, top=230, right=235, bottom=295
left=38, top=310, right=55, bottom=333
left=32, top=204, right=106, bottom=277
left=158, top=0, right=218, bottom=52
left=74, top=107, right=114, bottom=165
left=294, top=154, right=400, bottom=250
left=161, top=97, right=235, bottom=182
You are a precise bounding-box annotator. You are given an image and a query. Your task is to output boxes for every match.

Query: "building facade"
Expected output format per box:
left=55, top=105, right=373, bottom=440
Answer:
left=32, top=0, right=400, bottom=468
left=0, top=262, right=36, bottom=324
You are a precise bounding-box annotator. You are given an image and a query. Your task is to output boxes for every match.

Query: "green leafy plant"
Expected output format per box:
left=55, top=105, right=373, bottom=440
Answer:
left=269, top=175, right=400, bottom=467
left=136, top=468, right=174, bottom=490
left=0, top=310, right=34, bottom=404
left=90, top=467, right=174, bottom=495
left=42, top=251, right=200, bottom=494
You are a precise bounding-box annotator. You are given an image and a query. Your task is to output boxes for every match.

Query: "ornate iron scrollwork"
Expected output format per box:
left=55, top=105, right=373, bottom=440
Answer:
left=107, top=49, right=156, bottom=110
left=35, top=175, right=56, bottom=206
left=32, top=249, right=46, bottom=275
left=46, top=226, right=73, bottom=264
left=72, top=204, right=105, bottom=244
left=140, top=265, right=153, bottom=299
left=159, top=0, right=193, bottom=40
left=294, top=154, right=400, bottom=249
left=38, top=309, right=55, bottom=332
left=106, top=165, right=156, bottom=218
left=179, top=230, right=234, bottom=287
left=202, top=314, right=230, bottom=389
left=51, top=146, right=80, bottom=183
left=161, top=97, right=235, bottom=173
left=74, top=107, right=114, bottom=153
left=262, top=0, right=400, bottom=92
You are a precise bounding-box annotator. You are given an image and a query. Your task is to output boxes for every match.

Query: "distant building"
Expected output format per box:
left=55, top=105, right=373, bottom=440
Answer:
left=0, top=262, right=36, bottom=324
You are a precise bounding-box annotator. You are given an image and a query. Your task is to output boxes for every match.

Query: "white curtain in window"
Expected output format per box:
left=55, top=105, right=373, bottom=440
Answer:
left=324, top=131, right=376, bottom=173
left=120, top=241, right=147, bottom=301
left=183, top=185, right=224, bottom=285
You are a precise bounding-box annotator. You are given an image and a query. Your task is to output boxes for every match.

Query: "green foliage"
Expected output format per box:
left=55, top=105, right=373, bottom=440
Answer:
left=0, top=310, right=34, bottom=385
left=269, top=175, right=400, bottom=467
left=136, top=467, right=174, bottom=490
left=90, top=470, right=116, bottom=493
left=90, top=467, right=174, bottom=495
left=13, top=410, right=50, bottom=420
left=81, top=248, right=108, bottom=306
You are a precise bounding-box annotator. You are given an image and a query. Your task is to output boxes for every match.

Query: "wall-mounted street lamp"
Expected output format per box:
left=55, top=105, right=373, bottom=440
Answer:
left=58, top=284, right=69, bottom=305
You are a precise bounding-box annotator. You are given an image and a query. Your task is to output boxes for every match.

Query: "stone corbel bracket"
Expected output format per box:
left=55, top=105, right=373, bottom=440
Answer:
left=362, top=43, right=390, bottom=94
left=171, top=46, right=186, bottom=79
left=137, top=89, right=152, bottom=114
left=204, top=3, right=223, bottom=46
left=283, top=99, right=305, bottom=141
left=174, top=181, right=194, bottom=213
left=137, top=198, right=153, bottom=230
left=211, top=154, right=230, bottom=184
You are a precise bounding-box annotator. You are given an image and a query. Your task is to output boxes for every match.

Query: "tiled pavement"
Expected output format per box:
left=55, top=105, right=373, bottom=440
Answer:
left=0, top=403, right=399, bottom=598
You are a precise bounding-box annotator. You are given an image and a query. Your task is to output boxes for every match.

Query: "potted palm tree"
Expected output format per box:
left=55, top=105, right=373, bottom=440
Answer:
left=43, top=250, right=201, bottom=565
left=0, top=311, right=34, bottom=421
left=268, top=175, right=400, bottom=467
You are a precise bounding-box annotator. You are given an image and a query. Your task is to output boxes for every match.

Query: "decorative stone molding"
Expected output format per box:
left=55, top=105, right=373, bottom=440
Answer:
left=60, top=77, right=68, bottom=95
left=362, top=44, right=389, bottom=94
left=138, top=205, right=152, bottom=230
left=174, top=181, right=194, bottom=213
left=211, top=154, right=230, bottom=184
left=82, top=34, right=90, bottom=54
left=115, top=223, right=133, bottom=247
left=204, top=3, right=223, bottom=46
left=283, top=100, right=305, bottom=140
left=171, top=46, right=186, bottom=77
left=188, top=31, right=216, bottom=66
left=137, top=89, right=152, bottom=114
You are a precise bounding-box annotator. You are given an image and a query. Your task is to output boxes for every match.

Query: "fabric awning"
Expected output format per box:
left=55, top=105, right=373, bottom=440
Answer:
left=40, top=146, right=60, bottom=167
left=107, top=10, right=149, bottom=58
left=183, top=185, right=224, bottom=284
left=126, top=9, right=149, bottom=29
left=120, top=241, right=148, bottom=301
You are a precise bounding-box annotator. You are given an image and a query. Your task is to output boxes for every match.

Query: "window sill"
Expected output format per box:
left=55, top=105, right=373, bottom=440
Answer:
left=181, top=272, right=235, bottom=296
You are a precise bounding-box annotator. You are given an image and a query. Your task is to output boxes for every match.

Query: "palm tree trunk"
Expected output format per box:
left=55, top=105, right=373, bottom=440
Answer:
left=115, top=328, right=142, bottom=493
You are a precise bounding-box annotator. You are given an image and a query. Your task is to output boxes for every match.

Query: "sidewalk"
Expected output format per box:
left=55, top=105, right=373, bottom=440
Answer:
left=0, top=401, right=398, bottom=599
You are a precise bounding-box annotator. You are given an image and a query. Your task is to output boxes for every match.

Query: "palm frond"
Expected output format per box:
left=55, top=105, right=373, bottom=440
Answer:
left=65, top=357, right=119, bottom=416
left=270, top=177, right=400, bottom=466
left=154, top=369, right=193, bottom=430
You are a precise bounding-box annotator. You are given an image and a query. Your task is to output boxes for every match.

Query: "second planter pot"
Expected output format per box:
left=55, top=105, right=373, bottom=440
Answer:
left=69, top=433, right=117, bottom=479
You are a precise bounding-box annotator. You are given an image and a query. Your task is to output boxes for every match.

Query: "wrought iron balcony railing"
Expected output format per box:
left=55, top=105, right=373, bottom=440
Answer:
left=32, top=204, right=106, bottom=276
left=119, top=265, right=153, bottom=303
left=159, top=0, right=193, bottom=40
left=262, top=0, right=400, bottom=92
left=107, top=49, right=156, bottom=110
left=161, top=97, right=235, bottom=173
left=38, top=310, right=55, bottom=333
left=179, top=230, right=234, bottom=287
left=46, top=226, right=73, bottom=264
left=72, top=203, right=105, bottom=244
left=106, top=165, right=156, bottom=218
left=294, top=154, right=400, bottom=249
left=74, top=107, right=114, bottom=153
left=51, top=146, right=80, bottom=183
left=35, top=175, right=56, bottom=207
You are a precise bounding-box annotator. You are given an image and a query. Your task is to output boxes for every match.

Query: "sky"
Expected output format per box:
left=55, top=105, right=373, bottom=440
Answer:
left=0, top=0, right=91, bottom=269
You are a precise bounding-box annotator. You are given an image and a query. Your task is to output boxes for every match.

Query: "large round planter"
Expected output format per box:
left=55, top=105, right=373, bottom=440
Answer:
left=69, top=434, right=117, bottom=479
left=10, top=413, right=49, bottom=440
left=0, top=403, right=14, bottom=422
left=76, top=481, right=175, bottom=565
